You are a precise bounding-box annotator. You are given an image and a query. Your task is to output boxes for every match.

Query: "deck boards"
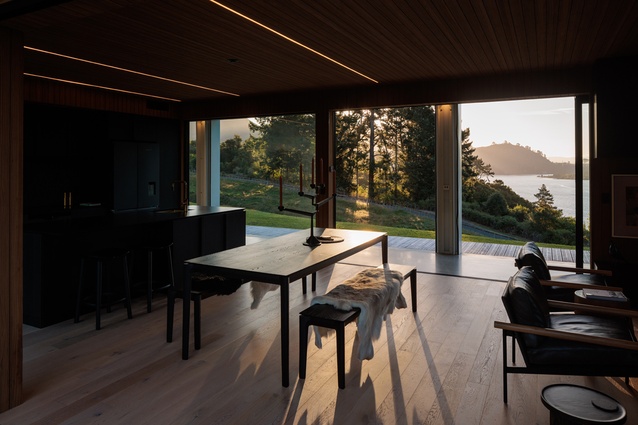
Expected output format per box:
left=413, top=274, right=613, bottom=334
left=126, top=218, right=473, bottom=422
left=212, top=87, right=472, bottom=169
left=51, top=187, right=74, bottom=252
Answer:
left=248, top=226, right=590, bottom=264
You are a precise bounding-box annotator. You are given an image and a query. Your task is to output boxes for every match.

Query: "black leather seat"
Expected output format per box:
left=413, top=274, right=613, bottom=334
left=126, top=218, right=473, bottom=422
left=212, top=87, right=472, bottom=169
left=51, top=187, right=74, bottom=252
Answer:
left=494, top=266, right=638, bottom=403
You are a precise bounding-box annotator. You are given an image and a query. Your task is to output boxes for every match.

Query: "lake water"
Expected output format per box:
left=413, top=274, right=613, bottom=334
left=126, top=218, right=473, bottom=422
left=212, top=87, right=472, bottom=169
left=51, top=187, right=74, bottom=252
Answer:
left=493, top=174, right=590, bottom=222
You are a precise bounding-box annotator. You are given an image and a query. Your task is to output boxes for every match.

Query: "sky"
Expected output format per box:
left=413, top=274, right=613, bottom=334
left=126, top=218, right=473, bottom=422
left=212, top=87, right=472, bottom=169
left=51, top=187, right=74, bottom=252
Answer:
left=461, top=97, right=578, bottom=160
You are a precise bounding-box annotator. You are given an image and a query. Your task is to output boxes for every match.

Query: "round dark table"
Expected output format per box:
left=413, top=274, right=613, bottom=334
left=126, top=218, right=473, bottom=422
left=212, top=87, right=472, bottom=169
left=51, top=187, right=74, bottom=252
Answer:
left=541, top=384, right=626, bottom=424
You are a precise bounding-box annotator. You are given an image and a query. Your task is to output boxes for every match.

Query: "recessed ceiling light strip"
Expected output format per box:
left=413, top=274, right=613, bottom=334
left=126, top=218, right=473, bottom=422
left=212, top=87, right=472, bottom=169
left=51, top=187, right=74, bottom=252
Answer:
left=25, top=73, right=182, bottom=102
left=25, top=46, right=240, bottom=97
left=209, top=1, right=378, bottom=84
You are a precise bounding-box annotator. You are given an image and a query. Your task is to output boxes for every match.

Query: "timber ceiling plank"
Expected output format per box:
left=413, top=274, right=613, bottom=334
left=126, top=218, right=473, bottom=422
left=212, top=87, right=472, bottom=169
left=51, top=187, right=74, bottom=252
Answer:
left=2, top=0, right=638, bottom=102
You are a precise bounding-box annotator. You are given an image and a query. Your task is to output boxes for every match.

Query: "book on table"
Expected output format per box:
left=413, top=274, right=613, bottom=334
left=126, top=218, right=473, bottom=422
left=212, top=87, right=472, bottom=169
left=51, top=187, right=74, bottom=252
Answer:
left=582, top=288, right=628, bottom=302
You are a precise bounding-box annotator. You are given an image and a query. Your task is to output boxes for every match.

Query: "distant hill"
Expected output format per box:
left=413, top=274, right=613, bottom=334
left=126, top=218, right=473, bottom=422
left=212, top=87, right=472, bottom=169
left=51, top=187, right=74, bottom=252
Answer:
left=475, top=142, right=575, bottom=176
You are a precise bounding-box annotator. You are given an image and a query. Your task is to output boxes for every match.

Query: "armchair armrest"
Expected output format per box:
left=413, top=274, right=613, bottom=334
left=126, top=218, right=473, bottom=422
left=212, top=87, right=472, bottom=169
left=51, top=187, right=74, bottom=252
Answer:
left=547, top=300, right=638, bottom=317
left=547, top=265, right=612, bottom=276
left=494, top=321, right=638, bottom=351
left=539, top=279, right=622, bottom=292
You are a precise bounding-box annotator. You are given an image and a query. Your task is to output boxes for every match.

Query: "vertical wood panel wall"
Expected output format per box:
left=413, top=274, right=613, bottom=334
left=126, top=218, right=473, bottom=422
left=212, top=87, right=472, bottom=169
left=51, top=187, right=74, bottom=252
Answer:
left=0, top=27, right=24, bottom=412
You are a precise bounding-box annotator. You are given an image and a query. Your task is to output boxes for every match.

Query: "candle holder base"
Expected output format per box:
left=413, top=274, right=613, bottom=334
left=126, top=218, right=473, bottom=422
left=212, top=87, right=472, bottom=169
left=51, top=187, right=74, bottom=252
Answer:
left=304, top=235, right=322, bottom=247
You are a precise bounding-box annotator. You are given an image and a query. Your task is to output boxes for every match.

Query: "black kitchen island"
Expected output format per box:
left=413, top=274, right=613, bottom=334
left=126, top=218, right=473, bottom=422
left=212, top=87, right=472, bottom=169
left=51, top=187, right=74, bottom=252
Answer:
left=24, top=206, right=245, bottom=327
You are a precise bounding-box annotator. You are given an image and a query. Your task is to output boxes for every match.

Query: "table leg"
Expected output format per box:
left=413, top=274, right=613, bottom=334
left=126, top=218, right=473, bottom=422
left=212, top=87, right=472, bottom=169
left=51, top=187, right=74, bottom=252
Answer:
left=280, top=282, right=290, bottom=387
left=182, top=263, right=192, bottom=360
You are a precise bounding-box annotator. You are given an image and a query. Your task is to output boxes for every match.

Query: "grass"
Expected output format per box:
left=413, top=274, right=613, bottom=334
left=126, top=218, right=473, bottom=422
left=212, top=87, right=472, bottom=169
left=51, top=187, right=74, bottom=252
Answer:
left=220, top=177, right=575, bottom=249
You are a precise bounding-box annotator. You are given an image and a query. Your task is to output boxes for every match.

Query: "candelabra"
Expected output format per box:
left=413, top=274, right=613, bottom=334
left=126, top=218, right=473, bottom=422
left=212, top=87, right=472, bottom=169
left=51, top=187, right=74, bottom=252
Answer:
left=278, top=160, right=338, bottom=246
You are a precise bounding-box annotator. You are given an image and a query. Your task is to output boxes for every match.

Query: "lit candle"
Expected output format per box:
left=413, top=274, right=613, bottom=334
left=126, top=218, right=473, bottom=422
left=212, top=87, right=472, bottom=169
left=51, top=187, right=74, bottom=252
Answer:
left=311, top=157, right=315, bottom=186
left=299, top=164, right=303, bottom=192
left=279, top=175, right=283, bottom=207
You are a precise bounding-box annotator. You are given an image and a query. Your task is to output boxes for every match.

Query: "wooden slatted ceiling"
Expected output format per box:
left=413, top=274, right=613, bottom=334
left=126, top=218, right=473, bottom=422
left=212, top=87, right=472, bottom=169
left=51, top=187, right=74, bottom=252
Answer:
left=2, top=0, right=638, bottom=102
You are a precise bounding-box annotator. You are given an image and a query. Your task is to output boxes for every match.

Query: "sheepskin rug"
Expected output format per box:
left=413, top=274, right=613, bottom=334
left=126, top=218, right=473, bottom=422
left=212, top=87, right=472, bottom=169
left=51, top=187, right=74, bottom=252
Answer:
left=311, top=268, right=406, bottom=360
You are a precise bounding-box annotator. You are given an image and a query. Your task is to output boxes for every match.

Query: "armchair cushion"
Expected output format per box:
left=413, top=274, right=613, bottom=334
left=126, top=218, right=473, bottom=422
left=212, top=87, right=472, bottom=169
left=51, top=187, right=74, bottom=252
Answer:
left=527, top=314, right=638, bottom=365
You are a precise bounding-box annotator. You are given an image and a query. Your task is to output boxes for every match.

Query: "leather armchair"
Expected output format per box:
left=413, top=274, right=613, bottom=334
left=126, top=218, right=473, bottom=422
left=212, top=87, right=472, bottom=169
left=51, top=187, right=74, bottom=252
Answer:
left=494, top=266, right=638, bottom=403
left=514, top=241, right=619, bottom=302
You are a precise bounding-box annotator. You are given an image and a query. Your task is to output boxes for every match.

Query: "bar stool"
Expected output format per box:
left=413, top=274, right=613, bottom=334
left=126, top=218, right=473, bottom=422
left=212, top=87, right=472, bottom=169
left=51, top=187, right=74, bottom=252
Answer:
left=75, top=247, right=133, bottom=330
left=132, top=242, right=175, bottom=313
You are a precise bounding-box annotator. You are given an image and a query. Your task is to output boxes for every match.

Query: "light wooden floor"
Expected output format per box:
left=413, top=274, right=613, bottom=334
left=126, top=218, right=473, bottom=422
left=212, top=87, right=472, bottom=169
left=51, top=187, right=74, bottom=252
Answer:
left=2, top=250, right=636, bottom=424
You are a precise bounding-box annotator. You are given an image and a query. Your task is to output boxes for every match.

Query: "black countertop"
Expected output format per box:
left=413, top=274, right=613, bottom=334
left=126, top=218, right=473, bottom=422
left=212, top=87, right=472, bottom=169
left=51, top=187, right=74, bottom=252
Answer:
left=24, top=205, right=245, bottom=234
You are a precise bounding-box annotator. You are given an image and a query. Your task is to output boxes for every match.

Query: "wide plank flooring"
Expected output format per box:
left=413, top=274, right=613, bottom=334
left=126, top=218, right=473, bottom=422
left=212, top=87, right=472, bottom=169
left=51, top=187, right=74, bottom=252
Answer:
left=2, top=250, right=636, bottom=424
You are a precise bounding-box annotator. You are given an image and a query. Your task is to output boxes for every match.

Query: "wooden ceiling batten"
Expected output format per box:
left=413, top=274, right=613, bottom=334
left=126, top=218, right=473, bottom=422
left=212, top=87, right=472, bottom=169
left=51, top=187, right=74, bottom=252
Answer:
left=467, top=0, right=507, bottom=74
left=1, top=0, right=637, bottom=103
left=393, top=1, right=452, bottom=75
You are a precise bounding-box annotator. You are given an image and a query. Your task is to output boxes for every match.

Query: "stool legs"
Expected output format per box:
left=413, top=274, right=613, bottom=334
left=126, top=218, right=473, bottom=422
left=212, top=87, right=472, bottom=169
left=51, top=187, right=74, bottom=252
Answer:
left=409, top=269, right=417, bottom=312
left=75, top=259, right=85, bottom=324
left=335, top=324, right=346, bottom=389
left=299, top=309, right=351, bottom=389
left=96, top=260, right=103, bottom=330
left=75, top=250, right=133, bottom=330
left=145, top=243, right=175, bottom=313
left=123, top=255, right=133, bottom=320
left=166, top=288, right=175, bottom=343
left=194, top=293, right=202, bottom=350
left=147, top=249, right=153, bottom=313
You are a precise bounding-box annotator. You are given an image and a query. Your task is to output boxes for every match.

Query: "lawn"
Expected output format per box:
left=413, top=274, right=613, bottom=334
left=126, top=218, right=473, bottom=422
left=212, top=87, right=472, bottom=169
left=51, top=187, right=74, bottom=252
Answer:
left=220, top=177, right=574, bottom=249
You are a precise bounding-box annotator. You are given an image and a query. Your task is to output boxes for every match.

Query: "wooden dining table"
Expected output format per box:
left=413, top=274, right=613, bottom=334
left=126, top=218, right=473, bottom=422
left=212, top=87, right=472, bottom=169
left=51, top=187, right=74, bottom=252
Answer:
left=181, top=227, right=388, bottom=387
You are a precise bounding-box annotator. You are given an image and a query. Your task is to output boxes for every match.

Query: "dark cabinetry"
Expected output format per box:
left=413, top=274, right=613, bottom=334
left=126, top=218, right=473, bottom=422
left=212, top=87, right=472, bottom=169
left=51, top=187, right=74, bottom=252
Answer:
left=172, top=210, right=246, bottom=285
left=113, top=141, right=160, bottom=211
left=24, top=207, right=245, bottom=327
left=24, top=103, right=181, bottom=218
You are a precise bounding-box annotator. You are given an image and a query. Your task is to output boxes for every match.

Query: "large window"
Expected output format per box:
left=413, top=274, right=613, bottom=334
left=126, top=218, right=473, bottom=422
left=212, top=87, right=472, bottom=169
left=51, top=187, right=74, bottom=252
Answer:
left=191, top=97, right=589, bottom=260
left=461, top=97, right=590, bottom=254
left=334, top=106, right=437, bottom=238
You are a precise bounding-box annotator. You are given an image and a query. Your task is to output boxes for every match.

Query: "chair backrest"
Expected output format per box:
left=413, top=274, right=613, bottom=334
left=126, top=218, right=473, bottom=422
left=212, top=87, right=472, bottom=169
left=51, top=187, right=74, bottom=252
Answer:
left=514, top=241, right=551, bottom=280
left=501, top=266, right=551, bottom=349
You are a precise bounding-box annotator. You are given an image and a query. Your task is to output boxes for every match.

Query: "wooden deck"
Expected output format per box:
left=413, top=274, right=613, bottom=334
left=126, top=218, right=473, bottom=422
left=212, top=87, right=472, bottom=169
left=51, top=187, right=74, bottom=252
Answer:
left=247, top=226, right=589, bottom=264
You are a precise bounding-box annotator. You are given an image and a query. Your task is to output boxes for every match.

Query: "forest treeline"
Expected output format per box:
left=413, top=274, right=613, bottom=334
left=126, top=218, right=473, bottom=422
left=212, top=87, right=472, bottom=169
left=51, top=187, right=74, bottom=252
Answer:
left=192, top=107, right=585, bottom=245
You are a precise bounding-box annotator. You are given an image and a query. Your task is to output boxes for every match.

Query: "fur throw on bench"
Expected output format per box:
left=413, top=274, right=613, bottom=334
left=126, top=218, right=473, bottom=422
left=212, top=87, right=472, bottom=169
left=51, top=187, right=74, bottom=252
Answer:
left=191, top=272, right=245, bottom=296
left=311, top=268, right=407, bottom=360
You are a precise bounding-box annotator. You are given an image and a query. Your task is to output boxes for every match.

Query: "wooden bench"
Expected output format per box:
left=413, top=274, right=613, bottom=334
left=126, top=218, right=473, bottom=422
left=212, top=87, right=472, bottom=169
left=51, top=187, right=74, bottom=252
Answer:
left=378, top=263, right=417, bottom=312
left=299, top=304, right=360, bottom=388
left=298, top=263, right=417, bottom=388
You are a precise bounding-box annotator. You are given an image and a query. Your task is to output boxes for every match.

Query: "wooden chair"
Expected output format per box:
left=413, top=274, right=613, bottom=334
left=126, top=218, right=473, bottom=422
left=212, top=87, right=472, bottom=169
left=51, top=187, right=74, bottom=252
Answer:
left=494, top=266, right=638, bottom=403
left=514, top=241, right=618, bottom=302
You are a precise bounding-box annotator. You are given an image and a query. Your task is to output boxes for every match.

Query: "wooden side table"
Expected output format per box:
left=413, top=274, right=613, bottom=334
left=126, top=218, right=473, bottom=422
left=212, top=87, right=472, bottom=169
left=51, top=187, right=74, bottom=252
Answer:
left=541, top=384, right=626, bottom=424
